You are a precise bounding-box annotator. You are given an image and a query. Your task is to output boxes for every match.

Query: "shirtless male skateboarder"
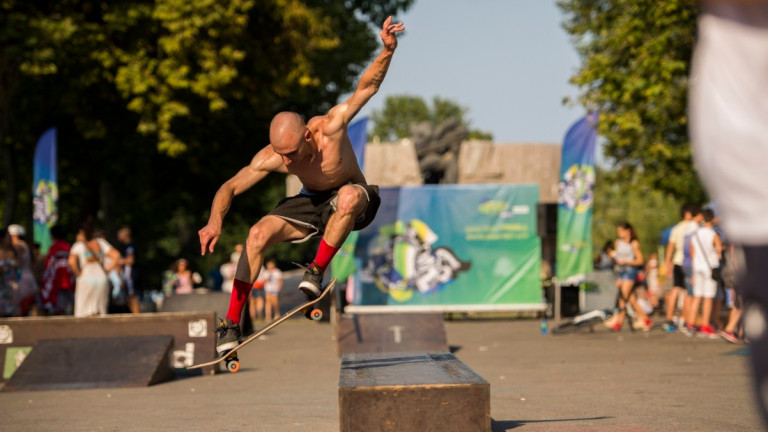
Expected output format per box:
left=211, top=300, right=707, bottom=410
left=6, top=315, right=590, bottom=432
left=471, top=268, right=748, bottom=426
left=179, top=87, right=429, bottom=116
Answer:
left=198, top=17, right=405, bottom=354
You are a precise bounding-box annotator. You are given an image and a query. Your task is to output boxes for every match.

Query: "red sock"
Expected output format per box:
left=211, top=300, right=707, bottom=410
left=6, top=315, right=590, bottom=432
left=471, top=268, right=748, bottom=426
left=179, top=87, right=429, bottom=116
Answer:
left=313, top=239, right=340, bottom=271
left=226, top=279, right=252, bottom=323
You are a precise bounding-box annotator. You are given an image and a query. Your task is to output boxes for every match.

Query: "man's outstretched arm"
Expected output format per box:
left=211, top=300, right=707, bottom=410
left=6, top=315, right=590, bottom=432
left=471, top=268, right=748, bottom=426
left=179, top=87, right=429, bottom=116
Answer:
left=198, top=147, right=285, bottom=255
left=329, top=16, right=405, bottom=127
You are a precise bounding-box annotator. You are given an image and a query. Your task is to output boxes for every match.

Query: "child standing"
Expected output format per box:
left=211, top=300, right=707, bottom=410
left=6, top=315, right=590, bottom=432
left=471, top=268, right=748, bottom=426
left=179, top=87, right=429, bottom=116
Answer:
left=263, top=259, right=283, bottom=322
left=645, top=252, right=661, bottom=309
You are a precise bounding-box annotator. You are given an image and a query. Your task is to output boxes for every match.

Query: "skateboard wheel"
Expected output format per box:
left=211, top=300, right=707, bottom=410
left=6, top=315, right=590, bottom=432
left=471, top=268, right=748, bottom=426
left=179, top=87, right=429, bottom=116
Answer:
left=226, top=359, right=240, bottom=373
left=310, top=309, right=323, bottom=321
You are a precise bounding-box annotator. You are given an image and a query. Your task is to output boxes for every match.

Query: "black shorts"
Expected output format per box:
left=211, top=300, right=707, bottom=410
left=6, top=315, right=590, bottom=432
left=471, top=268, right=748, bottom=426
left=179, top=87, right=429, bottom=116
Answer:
left=267, top=184, right=380, bottom=243
left=673, top=265, right=685, bottom=288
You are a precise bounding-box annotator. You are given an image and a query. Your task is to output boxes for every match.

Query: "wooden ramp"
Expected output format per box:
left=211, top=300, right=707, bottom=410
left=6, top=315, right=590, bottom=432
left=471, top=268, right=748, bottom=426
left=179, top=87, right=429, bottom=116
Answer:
left=2, top=335, right=174, bottom=392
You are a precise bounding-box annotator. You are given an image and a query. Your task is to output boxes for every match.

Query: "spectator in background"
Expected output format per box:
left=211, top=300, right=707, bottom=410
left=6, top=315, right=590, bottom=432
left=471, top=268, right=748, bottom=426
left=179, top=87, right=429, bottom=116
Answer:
left=7, top=225, right=38, bottom=316
left=96, top=229, right=124, bottom=308
left=68, top=222, right=121, bottom=317
left=708, top=205, right=727, bottom=330
left=263, top=259, right=283, bottom=321
left=663, top=205, right=701, bottom=332
left=604, top=222, right=651, bottom=331
left=40, top=225, right=75, bottom=315
left=117, top=227, right=140, bottom=314
left=170, top=258, right=202, bottom=295
left=161, top=265, right=176, bottom=297
left=220, top=244, right=243, bottom=294
left=207, top=262, right=224, bottom=292
left=719, top=243, right=745, bottom=344
left=594, top=240, right=615, bottom=270
left=0, top=227, right=17, bottom=316
left=679, top=209, right=706, bottom=336
left=688, top=208, right=723, bottom=338
left=644, top=252, right=661, bottom=309
left=249, top=265, right=267, bottom=323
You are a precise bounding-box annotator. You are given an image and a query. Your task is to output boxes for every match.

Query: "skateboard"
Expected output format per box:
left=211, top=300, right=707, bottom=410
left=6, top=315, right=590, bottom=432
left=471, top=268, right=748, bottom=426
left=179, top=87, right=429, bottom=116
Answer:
left=187, top=278, right=336, bottom=373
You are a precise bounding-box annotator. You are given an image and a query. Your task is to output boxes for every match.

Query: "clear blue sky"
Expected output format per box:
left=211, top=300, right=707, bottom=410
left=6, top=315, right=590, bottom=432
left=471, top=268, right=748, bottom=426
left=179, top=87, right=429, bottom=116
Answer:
left=356, top=0, right=585, bottom=144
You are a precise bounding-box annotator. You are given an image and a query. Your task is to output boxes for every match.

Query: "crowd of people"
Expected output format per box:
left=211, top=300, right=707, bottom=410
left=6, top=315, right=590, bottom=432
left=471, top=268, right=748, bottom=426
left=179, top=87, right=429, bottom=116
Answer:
left=0, top=224, right=284, bottom=326
left=596, top=204, right=745, bottom=344
left=0, top=223, right=139, bottom=318
left=159, top=243, right=284, bottom=324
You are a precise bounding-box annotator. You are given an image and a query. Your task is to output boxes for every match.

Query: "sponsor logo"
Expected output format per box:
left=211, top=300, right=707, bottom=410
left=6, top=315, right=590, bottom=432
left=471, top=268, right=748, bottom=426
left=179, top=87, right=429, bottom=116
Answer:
left=188, top=319, right=207, bottom=337
left=558, top=164, right=595, bottom=213
left=33, top=180, right=58, bottom=225
left=0, top=325, right=12, bottom=344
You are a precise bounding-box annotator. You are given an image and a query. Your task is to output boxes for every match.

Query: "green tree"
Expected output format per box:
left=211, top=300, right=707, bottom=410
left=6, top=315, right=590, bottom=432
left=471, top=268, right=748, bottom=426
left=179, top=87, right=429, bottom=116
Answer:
left=371, top=95, right=493, bottom=142
left=592, top=168, right=681, bottom=262
left=558, top=0, right=704, bottom=203
left=0, top=0, right=414, bottom=286
left=0, top=1, right=81, bottom=226
left=370, top=95, right=429, bottom=141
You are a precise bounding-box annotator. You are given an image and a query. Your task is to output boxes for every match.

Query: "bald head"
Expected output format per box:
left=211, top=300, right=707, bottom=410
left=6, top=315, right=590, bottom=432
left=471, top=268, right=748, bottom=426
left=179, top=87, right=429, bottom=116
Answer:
left=270, top=112, right=306, bottom=151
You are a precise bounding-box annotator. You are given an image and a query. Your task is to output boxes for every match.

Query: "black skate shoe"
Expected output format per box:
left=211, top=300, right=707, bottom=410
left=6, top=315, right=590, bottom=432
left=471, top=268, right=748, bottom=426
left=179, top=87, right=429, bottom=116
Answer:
left=296, top=262, right=325, bottom=300
left=214, top=318, right=241, bottom=355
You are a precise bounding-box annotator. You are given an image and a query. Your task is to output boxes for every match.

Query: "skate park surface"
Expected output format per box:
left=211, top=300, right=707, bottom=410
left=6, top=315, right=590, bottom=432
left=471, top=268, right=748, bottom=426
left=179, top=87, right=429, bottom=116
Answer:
left=0, top=315, right=762, bottom=432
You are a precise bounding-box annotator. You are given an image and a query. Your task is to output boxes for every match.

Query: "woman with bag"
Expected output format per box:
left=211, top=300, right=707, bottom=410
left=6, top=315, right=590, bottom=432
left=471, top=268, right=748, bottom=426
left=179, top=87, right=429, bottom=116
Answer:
left=689, top=208, right=723, bottom=338
left=68, top=223, right=122, bottom=317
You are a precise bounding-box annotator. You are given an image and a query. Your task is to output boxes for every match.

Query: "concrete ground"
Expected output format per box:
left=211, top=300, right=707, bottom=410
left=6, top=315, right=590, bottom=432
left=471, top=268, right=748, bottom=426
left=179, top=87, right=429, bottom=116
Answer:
left=0, top=313, right=763, bottom=432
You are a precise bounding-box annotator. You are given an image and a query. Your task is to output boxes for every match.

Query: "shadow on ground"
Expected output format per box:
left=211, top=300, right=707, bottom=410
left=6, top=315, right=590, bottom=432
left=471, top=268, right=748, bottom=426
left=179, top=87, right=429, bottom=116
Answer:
left=492, top=416, right=611, bottom=431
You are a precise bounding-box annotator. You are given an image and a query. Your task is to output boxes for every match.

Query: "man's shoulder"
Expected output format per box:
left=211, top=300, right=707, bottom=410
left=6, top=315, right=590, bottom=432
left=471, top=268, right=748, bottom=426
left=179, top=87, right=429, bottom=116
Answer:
left=307, top=114, right=328, bottom=126
left=683, top=221, right=700, bottom=233
left=670, top=222, right=685, bottom=237
left=257, top=144, right=278, bottom=157
left=316, top=106, right=354, bottom=136
left=252, top=145, right=285, bottom=170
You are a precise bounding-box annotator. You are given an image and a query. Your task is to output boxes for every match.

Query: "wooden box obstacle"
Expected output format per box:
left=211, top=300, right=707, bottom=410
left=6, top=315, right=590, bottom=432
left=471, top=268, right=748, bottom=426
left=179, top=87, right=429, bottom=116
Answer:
left=339, top=351, right=491, bottom=432
left=335, top=313, right=448, bottom=356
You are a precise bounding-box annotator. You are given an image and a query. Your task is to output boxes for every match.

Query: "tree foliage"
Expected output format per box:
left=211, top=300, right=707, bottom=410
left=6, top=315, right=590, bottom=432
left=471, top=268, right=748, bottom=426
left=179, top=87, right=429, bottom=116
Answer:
left=592, top=168, right=681, bottom=262
left=0, top=0, right=413, bottom=287
left=371, top=94, right=493, bottom=142
left=558, top=0, right=705, bottom=203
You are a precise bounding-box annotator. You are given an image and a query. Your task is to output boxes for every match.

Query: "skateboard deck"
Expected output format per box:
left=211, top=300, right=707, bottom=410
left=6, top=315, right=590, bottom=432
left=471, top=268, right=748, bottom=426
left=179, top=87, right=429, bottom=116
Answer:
left=187, top=278, right=336, bottom=372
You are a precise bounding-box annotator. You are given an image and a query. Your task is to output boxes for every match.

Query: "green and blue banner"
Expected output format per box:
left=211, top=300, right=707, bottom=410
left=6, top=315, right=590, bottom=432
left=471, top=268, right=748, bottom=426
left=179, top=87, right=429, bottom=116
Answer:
left=347, top=116, right=368, bottom=168
left=336, top=184, right=542, bottom=309
left=32, top=128, right=58, bottom=254
left=330, top=117, right=368, bottom=285
left=556, top=113, right=598, bottom=284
